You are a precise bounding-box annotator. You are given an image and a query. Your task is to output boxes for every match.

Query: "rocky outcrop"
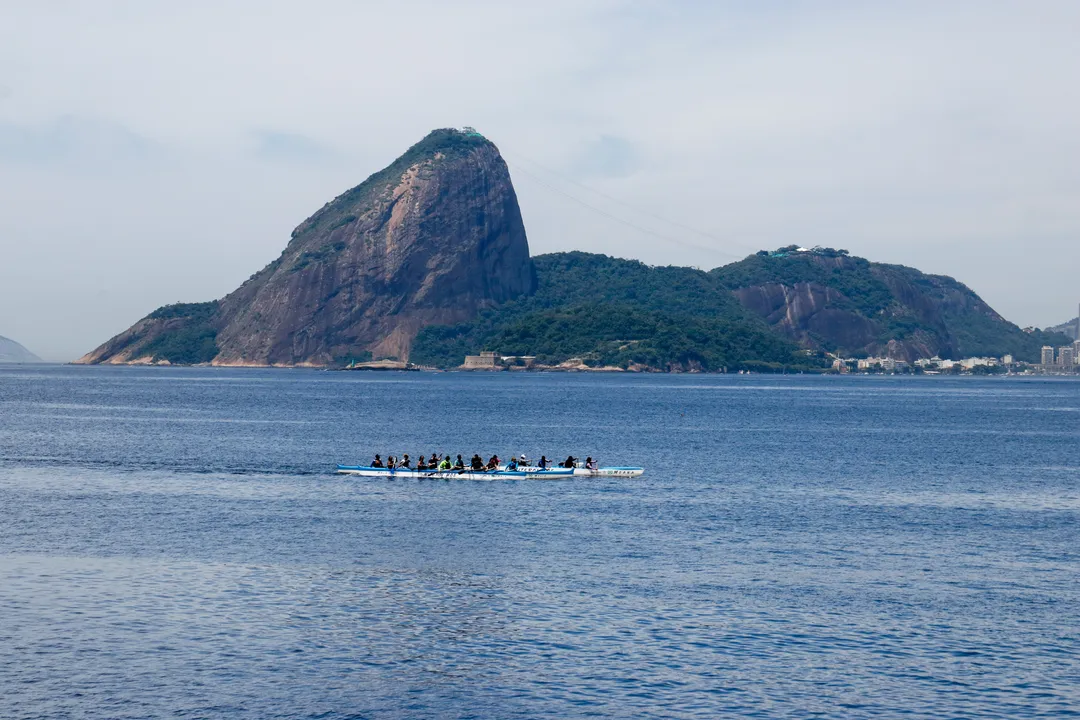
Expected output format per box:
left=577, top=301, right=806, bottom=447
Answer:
left=714, top=249, right=1058, bottom=362
left=733, top=282, right=882, bottom=352
left=78, top=129, right=536, bottom=366
left=0, top=335, right=43, bottom=363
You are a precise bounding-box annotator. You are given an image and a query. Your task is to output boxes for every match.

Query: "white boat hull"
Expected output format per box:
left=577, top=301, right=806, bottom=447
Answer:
left=336, top=466, right=574, bottom=481
left=516, top=465, right=645, bottom=478
left=572, top=467, right=645, bottom=478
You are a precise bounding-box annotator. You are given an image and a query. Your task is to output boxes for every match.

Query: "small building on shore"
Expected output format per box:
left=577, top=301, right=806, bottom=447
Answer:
left=463, top=351, right=499, bottom=369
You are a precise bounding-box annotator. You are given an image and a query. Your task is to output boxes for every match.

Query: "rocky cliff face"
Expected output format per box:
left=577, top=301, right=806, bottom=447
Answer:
left=78, top=129, right=536, bottom=366
left=713, top=249, right=1056, bottom=361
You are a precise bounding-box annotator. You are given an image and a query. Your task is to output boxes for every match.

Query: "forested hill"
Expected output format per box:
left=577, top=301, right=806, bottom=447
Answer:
left=410, top=252, right=816, bottom=371
left=711, top=247, right=1068, bottom=361
left=412, top=248, right=1067, bottom=368
left=1045, top=317, right=1079, bottom=341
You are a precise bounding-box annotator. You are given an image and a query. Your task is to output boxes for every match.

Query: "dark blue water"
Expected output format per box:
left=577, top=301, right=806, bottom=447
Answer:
left=1, top=366, right=1078, bottom=719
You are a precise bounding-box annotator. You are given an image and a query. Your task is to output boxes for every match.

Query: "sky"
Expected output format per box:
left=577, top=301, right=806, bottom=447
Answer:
left=1, top=1, right=1078, bottom=361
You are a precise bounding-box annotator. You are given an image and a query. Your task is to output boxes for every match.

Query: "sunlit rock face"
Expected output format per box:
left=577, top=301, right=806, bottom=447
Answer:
left=79, top=129, right=536, bottom=366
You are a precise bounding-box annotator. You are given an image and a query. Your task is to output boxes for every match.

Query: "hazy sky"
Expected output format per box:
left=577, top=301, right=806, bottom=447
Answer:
left=1, top=1, right=1078, bottom=361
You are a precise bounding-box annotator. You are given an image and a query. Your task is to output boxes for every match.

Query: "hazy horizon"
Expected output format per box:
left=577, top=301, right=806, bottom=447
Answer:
left=2, top=2, right=1079, bottom=361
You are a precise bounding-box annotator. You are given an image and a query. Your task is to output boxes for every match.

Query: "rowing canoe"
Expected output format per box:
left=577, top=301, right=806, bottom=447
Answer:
left=336, top=465, right=574, bottom=481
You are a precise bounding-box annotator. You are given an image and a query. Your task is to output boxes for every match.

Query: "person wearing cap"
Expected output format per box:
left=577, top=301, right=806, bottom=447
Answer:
left=519, top=453, right=529, bottom=467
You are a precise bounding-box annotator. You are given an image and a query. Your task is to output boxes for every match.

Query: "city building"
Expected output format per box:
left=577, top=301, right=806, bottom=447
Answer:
left=1002, top=354, right=1014, bottom=365
left=1042, top=346, right=1056, bottom=366
left=463, top=351, right=499, bottom=369
left=1059, top=346, right=1075, bottom=367
left=1073, top=340, right=1080, bottom=364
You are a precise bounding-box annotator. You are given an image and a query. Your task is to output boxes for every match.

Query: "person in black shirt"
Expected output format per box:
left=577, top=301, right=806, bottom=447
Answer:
left=372, top=454, right=384, bottom=468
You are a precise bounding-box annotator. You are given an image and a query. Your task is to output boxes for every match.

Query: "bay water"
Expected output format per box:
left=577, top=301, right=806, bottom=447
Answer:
left=1, top=366, right=1078, bottom=718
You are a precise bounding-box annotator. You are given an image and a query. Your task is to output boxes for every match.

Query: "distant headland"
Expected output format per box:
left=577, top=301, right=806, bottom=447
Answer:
left=0, top=335, right=44, bottom=364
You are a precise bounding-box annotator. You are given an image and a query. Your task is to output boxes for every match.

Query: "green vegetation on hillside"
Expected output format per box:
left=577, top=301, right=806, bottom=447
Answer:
left=713, top=250, right=895, bottom=316
left=711, top=248, right=1068, bottom=361
left=142, top=301, right=219, bottom=364
left=411, top=252, right=821, bottom=371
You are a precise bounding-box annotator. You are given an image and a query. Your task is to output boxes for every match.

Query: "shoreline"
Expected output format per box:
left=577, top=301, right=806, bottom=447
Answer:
left=53, top=361, right=1080, bottom=378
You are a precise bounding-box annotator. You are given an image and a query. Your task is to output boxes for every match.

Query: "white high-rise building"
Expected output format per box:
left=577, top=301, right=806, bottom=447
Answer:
left=1041, top=346, right=1056, bottom=366
left=1059, top=346, right=1075, bottom=367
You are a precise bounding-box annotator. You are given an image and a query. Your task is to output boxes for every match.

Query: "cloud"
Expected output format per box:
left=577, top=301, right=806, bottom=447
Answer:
left=252, top=131, right=339, bottom=164
left=571, top=135, right=639, bottom=179
left=0, top=115, right=153, bottom=166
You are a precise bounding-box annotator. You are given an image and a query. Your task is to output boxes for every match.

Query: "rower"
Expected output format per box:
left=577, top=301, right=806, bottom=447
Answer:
left=519, top=452, right=529, bottom=467
left=563, top=455, right=575, bottom=468
left=401, top=454, right=411, bottom=469
left=470, top=454, right=484, bottom=470
left=506, top=457, right=519, bottom=471
left=487, top=454, right=500, bottom=470
left=538, top=455, right=548, bottom=469
left=439, top=455, right=452, bottom=470
left=454, top=454, right=465, bottom=470
left=387, top=456, right=396, bottom=469
left=372, top=454, right=384, bottom=468
left=585, top=457, right=597, bottom=470
left=418, top=455, right=428, bottom=470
